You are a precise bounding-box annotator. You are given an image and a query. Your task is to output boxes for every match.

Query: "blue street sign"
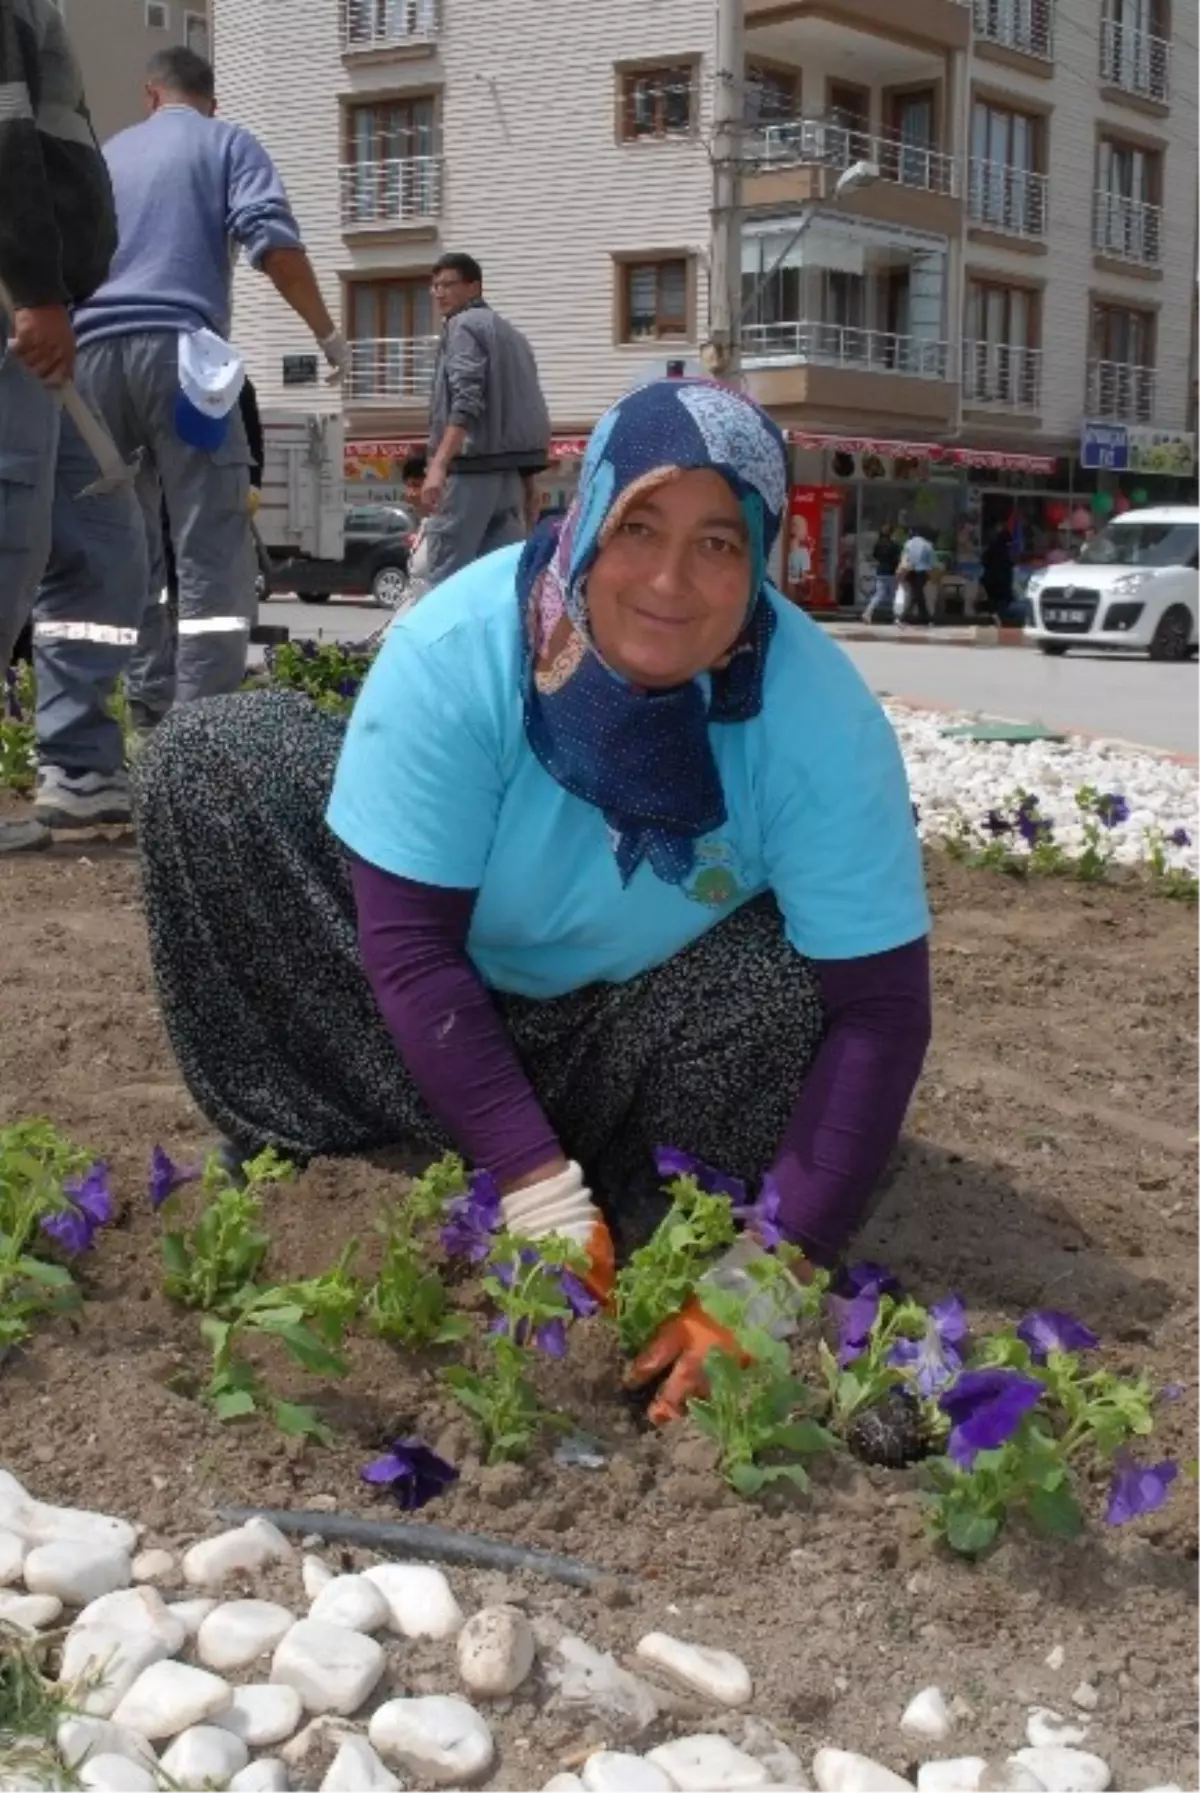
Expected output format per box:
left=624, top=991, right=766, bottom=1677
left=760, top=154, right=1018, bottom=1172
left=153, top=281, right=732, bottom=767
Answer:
left=1080, top=422, right=1129, bottom=470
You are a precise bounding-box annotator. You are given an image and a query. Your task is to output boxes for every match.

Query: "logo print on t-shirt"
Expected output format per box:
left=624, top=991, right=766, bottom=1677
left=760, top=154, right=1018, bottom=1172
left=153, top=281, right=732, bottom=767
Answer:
left=682, top=840, right=745, bottom=908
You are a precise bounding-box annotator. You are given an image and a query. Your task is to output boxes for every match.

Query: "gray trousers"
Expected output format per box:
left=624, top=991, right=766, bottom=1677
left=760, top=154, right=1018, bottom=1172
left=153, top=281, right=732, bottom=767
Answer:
left=0, top=333, right=145, bottom=777
left=42, top=332, right=256, bottom=730
left=422, top=468, right=526, bottom=589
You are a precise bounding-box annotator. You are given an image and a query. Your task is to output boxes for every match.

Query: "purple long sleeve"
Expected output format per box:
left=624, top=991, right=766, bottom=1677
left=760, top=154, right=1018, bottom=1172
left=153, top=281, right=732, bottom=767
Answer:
left=771, top=939, right=932, bottom=1263
left=350, top=855, right=930, bottom=1257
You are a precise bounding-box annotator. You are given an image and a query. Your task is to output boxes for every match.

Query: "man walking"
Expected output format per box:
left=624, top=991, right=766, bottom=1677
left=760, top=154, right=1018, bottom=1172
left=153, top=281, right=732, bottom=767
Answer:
left=862, top=522, right=900, bottom=624
left=58, top=45, right=345, bottom=738
left=897, top=525, right=936, bottom=628
left=422, top=253, right=551, bottom=587
left=0, top=0, right=145, bottom=846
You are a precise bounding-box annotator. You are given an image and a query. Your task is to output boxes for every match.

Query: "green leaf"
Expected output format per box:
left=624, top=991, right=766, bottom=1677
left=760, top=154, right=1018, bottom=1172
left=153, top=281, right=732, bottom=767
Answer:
left=200, top=1316, right=232, bottom=1355
left=945, top=1509, right=1000, bottom=1555
left=272, top=1400, right=334, bottom=1446
left=1027, top=1483, right=1083, bottom=1538
left=757, top=1461, right=811, bottom=1490
left=772, top=1419, right=837, bottom=1456
left=432, top=1314, right=472, bottom=1346
left=265, top=1321, right=347, bottom=1378
left=213, top=1388, right=257, bottom=1421
left=14, top=1255, right=76, bottom=1290
left=162, top=1233, right=191, bottom=1278
left=728, top=1462, right=767, bottom=1497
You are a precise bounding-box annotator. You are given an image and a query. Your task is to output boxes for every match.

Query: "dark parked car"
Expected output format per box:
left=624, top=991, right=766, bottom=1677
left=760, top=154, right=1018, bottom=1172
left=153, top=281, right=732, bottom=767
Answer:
left=258, top=503, right=417, bottom=609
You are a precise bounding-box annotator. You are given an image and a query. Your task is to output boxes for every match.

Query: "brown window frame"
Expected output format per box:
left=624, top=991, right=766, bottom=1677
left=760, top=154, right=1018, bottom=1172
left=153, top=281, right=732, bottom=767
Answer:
left=745, top=59, right=798, bottom=124
left=617, top=61, right=698, bottom=141
left=1090, top=299, right=1157, bottom=366
left=967, top=277, right=1042, bottom=347
left=344, top=94, right=438, bottom=165
left=347, top=274, right=434, bottom=340
left=827, top=79, right=871, bottom=134
left=617, top=255, right=692, bottom=343
left=1097, top=133, right=1164, bottom=207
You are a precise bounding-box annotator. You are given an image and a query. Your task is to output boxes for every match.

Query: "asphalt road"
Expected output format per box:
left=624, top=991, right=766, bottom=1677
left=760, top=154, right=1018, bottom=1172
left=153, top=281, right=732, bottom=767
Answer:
left=262, top=596, right=1199, bottom=758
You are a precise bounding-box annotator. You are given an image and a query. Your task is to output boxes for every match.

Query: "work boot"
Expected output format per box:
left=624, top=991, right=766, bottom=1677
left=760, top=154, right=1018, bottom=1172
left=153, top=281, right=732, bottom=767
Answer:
left=32, top=766, right=133, bottom=829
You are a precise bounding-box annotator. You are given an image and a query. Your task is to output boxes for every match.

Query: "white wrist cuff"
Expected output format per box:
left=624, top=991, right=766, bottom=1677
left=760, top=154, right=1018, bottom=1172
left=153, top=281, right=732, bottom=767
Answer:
left=501, top=1162, right=600, bottom=1247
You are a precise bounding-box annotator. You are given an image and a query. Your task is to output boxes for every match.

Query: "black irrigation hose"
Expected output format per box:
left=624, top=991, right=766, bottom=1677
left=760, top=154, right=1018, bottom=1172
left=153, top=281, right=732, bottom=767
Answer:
left=216, top=1503, right=630, bottom=1592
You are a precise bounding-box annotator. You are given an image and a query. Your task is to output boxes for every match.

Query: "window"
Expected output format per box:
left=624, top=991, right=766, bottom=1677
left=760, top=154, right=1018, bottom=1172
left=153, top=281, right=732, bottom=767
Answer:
left=1088, top=301, right=1156, bottom=419
left=1094, top=138, right=1162, bottom=262
left=146, top=1, right=169, bottom=27
left=343, top=98, right=439, bottom=225
left=621, top=258, right=689, bottom=340
left=745, top=63, right=797, bottom=125
left=969, top=99, right=1046, bottom=236
left=347, top=277, right=438, bottom=399
left=965, top=279, right=1039, bottom=405
left=184, top=10, right=208, bottom=56
left=1090, top=301, right=1154, bottom=367
left=619, top=64, right=695, bottom=140
left=347, top=97, right=436, bottom=164
left=1101, top=0, right=1169, bottom=102
left=828, top=82, right=870, bottom=135
left=973, top=0, right=1053, bottom=59
left=345, top=0, right=439, bottom=44
left=884, top=88, right=939, bottom=189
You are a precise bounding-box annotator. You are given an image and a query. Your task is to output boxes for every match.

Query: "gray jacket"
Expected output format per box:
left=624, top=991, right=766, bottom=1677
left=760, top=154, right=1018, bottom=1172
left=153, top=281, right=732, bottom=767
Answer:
left=429, top=299, right=550, bottom=475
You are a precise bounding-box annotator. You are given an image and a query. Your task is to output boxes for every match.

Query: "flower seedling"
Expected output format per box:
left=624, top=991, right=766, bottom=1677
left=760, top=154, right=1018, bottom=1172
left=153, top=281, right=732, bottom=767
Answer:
left=691, top=1255, right=835, bottom=1496
left=1142, top=824, right=1199, bottom=902
left=1074, top=785, right=1127, bottom=882
left=444, top=1234, right=586, bottom=1462
left=361, top=1437, right=459, bottom=1510
left=612, top=1149, right=739, bottom=1355
left=367, top=1154, right=474, bottom=1349
left=264, top=640, right=372, bottom=715
left=155, top=1145, right=291, bottom=1311
left=0, top=664, right=35, bottom=796
left=0, top=1120, right=109, bottom=1348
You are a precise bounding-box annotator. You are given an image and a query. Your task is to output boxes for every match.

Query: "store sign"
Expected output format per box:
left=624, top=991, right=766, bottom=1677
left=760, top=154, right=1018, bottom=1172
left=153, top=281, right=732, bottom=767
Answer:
left=1081, top=422, right=1196, bottom=477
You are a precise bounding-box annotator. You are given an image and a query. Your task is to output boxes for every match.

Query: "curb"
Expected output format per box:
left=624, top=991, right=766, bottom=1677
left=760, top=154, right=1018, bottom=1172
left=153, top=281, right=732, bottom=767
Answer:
left=822, top=624, right=1028, bottom=649
left=882, top=695, right=1199, bottom=766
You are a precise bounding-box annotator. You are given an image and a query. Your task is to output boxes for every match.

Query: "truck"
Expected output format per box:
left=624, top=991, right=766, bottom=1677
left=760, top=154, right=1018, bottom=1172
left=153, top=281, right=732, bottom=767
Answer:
left=254, top=409, right=346, bottom=600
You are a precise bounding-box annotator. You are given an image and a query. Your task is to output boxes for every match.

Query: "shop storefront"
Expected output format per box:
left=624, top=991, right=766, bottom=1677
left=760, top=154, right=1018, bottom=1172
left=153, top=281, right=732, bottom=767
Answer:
left=343, top=436, right=588, bottom=512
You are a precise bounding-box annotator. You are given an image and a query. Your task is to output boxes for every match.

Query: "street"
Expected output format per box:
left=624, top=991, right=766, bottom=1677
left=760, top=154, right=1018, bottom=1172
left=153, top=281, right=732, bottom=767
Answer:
left=263, top=597, right=1200, bottom=757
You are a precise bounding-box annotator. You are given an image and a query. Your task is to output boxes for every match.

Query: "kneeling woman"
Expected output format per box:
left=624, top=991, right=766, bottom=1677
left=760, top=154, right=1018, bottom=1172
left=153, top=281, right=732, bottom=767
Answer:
left=134, top=380, right=931, bottom=1413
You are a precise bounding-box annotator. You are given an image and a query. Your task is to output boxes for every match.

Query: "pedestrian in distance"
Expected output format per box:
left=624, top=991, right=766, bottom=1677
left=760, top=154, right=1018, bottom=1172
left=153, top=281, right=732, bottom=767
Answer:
left=862, top=522, right=901, bottom=624
left=422, top=253, right=551, bottom=588
left=0, top=0, right=145, bottom=852
left=896, top=524, right=935, bottom=628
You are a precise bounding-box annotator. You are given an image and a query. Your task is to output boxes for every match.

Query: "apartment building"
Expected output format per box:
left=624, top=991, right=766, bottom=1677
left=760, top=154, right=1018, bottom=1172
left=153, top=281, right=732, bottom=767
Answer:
left=212, top=0, right=1197, bottom=592
left=54, top=0, right=210, bottom=142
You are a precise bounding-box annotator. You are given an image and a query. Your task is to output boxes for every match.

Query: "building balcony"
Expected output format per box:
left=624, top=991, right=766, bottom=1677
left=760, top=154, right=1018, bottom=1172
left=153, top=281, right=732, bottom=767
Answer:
left=742, top=321, right=957, bottom=428
left=972, top=0, right=1053, bottom=62
left=347, top=337, right=439, bottom=404
left=962, top=341, right=1041, bottom=411
left=339, top=156, right=442, bottom=231
left=746, top=118, right=961, bottom=235
left=340, top=0, right=440, bottom=53
left=1091, top=190, right=1162, bottom=266
left=744, top=0, right=969, bottom=53
left=967, top=160, right=1048, bottom=241
left=1086, top=358, right=1156, bottom=423
left=1099, top=16, right=1170, bottom=104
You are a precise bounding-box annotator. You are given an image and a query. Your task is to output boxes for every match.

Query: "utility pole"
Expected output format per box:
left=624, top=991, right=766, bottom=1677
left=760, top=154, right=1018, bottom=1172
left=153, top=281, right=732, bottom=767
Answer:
left=705, top=0, right=744, bottom=384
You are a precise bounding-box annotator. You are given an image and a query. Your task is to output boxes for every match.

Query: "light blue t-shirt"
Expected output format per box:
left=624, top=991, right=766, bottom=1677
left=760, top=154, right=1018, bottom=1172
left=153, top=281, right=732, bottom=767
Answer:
left=327, top=547, right=929, bottom=1000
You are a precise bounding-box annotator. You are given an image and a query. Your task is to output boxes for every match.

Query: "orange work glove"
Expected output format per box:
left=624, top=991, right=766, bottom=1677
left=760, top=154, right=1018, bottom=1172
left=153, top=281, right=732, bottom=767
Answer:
left=625, top=1298, right=747, bottom=1425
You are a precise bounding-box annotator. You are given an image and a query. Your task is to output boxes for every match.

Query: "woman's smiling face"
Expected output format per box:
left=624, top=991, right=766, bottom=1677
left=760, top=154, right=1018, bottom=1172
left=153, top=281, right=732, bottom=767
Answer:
left=585, top=468, right=755, bottom=689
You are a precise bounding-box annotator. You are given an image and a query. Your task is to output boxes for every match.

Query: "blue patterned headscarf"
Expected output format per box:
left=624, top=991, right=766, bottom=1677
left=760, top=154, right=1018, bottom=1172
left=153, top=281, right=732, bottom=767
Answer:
left=517, top=379, right=788, bottom=887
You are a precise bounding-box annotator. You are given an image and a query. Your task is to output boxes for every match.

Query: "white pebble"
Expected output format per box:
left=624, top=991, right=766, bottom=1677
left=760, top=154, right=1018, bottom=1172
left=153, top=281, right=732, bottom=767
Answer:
left=1012, top=1748, right=1110, bottom=1791
left=545, top=1632, right=659, bottom=1734
left=363, top=1562, right=464, bottom=1639
left=321, top=1734, right=403, bottom=1791
left=57, top=1717, right=158, bottom=1773
left=582, top=1750, right=673, bottom=1792
left=130, top=1549, right=175, bottom=1585
left=159, top=1724, right=249, bottom=1785
left=647, top=1733, right=773, bottom=1789
left=1025, top=1709, right=1091, bottom=1749
left=77, top=1754, right=157, bottom=1792
left=369, top=1693, right=495, bottom=1786
left=0, top=1529, right=26, bottom=1585
left=457, top=1603, right=536, bottom=1698
left=167, top=1595, right=217, bottom=1637
left=181, top=1517, right=293, bottom=1588
left=0, top=1590, right=62, bottom=1633
left=978, top=1761, right=1046, bottom=1793
left=302, top=1553, right=335, bottom=1599
left=230, top=1761, right=291, bottom=1792
left=60, top=1588, right=187, bottom=1716
left=918, top=1762, right=988, bottom=1793
left=197, top=1598, right=296, bottom=1671
left=902, top=1688, right=953, bottom=1743
left=814, top=1748, right=915, bottom=1792
left=543, top=1779, right=586, bottom=1792
left=1044, top=1646, right=1065, bottom=1671
left=22, top=1540, right=131, bottom=1608
left=0, top=1471, right=138, bottom=1555
left=271, top=1618, right=385, bottom=1716
left=309, top=1573, right=390, bottom=1634
left=216, top=1682, right=304, bottom=1747
left=112, top=1659, right=233, bottom=1739
left=635, top=1631, right=752, bottom=1706
left=1071, top=1682, right=1100, bottom=1712
left=280, top=1713, right=356, bottom=1768
left=71, top=1586, right=184, bottom=1639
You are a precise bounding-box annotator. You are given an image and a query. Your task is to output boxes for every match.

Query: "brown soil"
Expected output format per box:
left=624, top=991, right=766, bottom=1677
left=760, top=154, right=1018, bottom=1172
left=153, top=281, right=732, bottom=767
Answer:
left=0, top=846, right=1196, bottom=1790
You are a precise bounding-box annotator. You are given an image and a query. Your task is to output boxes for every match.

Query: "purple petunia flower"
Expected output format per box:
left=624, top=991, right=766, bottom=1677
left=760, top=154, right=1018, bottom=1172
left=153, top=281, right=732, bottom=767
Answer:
left=1105, top=1453, right=1178, bottom=1526
left=983, top=808, right=1012, bottom=837
left=829, top=1286, right=882, bottom=1367
left=337, top=676, right=361, bottom=700
left=40, top=1160, right=114, bottom=1256
left=148, top=1145, right=201, bottom=1212
left=440, top=1168, right=503, bottom=1262
left=488, top=1311, right=569, bottom=1356
left=1095, top=792, right=1130, bottom=829
left=360, top=1437, right=459, bottom=1510
left=1169, top=826, right=1191, bottom=849
left=890, top=1294, right=969, bottom=1398
left=654, top=1145, right=746, bottom=1204
left=4, top=666, right=23, bottom=722
left=843, top=1261, right=903, bottom=1297
left=732, top=1171, right=784, bottom=1251
left=939, top=1368, right=1044, bottom=1469
left=1016, top=1308, right=1100, bottom=1363
left=40, top=1203, right=98, bottom=1256
left=1018, top=808, right=1054, bottom=847
left=559, top=1268, right=600, bottom=1320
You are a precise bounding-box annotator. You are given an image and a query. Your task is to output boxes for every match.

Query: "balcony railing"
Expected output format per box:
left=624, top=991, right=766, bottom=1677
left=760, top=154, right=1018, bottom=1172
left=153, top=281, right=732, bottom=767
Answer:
left=1099, top=16, right=1170, bottom=101
left=1092, top=188, right=1162, bottom=264
left=756, top=117, right=959, bottom=197
left=972, top=0, right=1053, bottom=58
left=340, top=0, right=440, bottom=50
left=347, top=337, right=440, bottom=403
left=742, top=321, right=951, bottom=380
left=962, top=341, right=1042, bottom=410
left=967, top=159, right=1048, bottom=238
left=1086, top=358, right=1156, bottom=423
left=339, top=156, right=442, bottom=229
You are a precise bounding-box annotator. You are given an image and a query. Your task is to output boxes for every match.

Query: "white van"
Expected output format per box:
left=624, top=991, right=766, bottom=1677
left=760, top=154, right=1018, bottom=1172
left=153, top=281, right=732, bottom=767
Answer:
left=1025, top=505, right=1198, bottom=660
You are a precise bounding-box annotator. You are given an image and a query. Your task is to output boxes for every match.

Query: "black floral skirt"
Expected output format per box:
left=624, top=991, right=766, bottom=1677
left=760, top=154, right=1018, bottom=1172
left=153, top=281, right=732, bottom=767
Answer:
left=132, top=690, right=827, bottom=1243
